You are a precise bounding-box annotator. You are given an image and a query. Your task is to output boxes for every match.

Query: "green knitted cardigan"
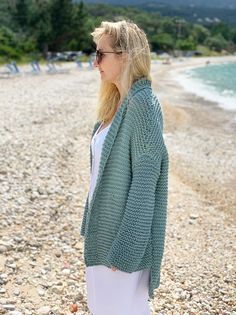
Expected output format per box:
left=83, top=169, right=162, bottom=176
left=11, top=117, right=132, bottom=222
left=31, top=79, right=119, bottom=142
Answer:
left=80, top=78, right=169, bottom=299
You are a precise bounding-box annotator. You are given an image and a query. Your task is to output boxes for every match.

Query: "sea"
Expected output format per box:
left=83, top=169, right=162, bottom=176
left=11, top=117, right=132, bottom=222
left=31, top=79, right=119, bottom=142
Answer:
left=177, top=62, right=236, bottom=111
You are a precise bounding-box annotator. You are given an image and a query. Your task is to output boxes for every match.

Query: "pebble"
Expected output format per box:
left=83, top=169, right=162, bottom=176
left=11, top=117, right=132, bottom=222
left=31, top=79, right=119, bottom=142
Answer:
left=51, top=286, right=64, bottom=294
left=37, top=289, right=46, bottom=296
left=62, top=269, right=71, bottom=275
left=13, top=289, right=20, bottom=296
left=0, top=274, right=8, bottom=285
left=0, top=307, right=7, bottom=314
left=2, top=305, right=15, bottom=311
left=0, top=246, right=7, bottom=254
left=189, top=213, right=199, bottom=219
left=37, top=306, right=51, bottom=315
left=9, top=311, right=23, bottom=315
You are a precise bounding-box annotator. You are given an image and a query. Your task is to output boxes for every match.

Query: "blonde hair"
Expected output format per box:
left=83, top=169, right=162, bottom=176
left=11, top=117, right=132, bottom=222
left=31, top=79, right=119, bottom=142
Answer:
left=91, top=20, right=152, bottom=123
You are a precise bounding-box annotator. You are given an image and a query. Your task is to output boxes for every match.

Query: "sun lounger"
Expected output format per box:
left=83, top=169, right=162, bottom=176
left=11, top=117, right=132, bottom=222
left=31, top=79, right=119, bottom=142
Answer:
left=46, top=61, right=70, bottom=74
left=10, top=61, right=21, bottom=74
left=0, top=61, right=22, bottom=78
left=30, top=60, right=41, bottom=74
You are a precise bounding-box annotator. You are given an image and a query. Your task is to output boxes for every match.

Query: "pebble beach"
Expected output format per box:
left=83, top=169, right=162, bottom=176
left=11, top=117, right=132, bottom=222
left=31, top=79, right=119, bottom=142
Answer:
left=0, top=56, right=235, bottom=315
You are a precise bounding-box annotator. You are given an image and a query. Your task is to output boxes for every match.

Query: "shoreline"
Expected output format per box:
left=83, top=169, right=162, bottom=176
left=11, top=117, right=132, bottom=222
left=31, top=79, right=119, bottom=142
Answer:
left=170, top=56, right=236, bottom=112
left=151, top=56, right=236, bottom=222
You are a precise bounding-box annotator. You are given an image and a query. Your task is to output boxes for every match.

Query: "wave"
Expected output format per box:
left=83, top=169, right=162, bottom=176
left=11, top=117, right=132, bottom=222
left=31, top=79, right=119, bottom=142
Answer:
left=174, top=63, right=236, bottom=112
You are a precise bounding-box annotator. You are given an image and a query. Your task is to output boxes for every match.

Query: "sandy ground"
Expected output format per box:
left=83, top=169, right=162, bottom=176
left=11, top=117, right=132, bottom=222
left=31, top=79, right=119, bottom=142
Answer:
left=0, top=56, right=235, bottom=315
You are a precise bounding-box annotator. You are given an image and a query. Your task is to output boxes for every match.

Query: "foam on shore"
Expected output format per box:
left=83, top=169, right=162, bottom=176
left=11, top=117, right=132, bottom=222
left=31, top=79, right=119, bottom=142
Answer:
left=173, top=63, right=236, bottom=112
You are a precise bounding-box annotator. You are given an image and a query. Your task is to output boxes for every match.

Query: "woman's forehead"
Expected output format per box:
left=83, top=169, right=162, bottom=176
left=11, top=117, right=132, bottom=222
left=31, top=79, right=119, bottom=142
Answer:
left=97, top=34, right=113, bottom=50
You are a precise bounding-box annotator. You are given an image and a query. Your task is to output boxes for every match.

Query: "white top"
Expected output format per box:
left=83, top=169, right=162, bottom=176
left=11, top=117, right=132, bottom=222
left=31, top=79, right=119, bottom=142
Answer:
left=88, top=121, right=112, bottom=206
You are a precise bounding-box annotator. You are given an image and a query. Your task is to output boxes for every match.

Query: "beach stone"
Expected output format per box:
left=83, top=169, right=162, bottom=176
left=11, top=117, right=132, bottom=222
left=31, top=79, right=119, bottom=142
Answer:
left=13, top=289, right=20, bottom=296
left=0, top=246, right=7, bottom=254
left=51, top=285, right=64, bottom=294
left=2, top=305, right=15, bottom=311
left=0, top=288, right=6, bottom=294
left=7, top=263, right=17, bottom=270
left=9, top=311, right=23, bottom=315
left=54, top=251, right=61, bottom=258
left=37, top=306, right=51, bottom=315
left=189, top=214, right=199, bottom=219
left=37, top=289, right=45, bottom=297
left=0, top=307, right=7, bottom=314
left=0, top=274, right=8, bottom=285
left=62, top=269, right=71, bottom=275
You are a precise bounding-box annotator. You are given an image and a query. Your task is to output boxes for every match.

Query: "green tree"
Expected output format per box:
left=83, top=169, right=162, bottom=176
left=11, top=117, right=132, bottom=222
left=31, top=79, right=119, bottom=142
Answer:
left=161, top=18, right=177, bottom=38
left=29, top=0, right=52, bottom=58
left=0, top=0, right=13, bottom=28
left=204, top=34, right=228, bottom=52
left=12, top=0, right=30, bottom=31
left=0, top=26, right=20, bottom=60
left=173, top=18, right=190, bottom=39
left=176, top=37, right=196, bottom=50
left=210, top=22, right=230, bottom=40
left=229, top=27, right=236, bottom=44
left=50, top=0, right=74, bottom=51
left=71, top=1, right=91, bottom=51
left=150, top=33, right=175, bottom=51
left=192, top=24, right=210, bottom=44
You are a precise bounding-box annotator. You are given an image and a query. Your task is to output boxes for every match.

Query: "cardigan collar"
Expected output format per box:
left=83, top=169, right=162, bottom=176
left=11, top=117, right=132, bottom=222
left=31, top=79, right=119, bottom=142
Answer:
left=129, top=77, right=151, bottom=94
left=88, top=78, right=152, bottom=212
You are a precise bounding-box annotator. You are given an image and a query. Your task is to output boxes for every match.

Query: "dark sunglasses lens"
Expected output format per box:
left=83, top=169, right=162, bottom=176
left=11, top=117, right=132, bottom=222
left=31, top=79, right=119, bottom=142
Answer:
left=96, top=50, right=102, bottom=64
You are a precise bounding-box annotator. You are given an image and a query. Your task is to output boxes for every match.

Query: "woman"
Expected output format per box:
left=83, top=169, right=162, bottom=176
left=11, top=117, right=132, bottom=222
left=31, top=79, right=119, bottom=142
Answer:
left=80, top=20, right=169, bottom=315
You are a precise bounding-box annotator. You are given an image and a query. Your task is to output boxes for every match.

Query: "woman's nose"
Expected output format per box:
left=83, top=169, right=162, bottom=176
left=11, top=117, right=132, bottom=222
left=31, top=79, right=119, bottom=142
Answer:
left=93, top=58, right=98, bottom=67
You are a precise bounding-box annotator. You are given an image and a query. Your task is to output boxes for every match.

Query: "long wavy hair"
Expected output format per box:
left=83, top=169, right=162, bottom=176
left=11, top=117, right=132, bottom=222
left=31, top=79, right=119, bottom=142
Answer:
left=91, top=20, right=152, bottom=123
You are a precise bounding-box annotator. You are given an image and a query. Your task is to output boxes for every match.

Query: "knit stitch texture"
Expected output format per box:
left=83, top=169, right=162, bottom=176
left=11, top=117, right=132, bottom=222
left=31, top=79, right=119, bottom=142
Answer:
left=80, top=78, right=169, bottom=299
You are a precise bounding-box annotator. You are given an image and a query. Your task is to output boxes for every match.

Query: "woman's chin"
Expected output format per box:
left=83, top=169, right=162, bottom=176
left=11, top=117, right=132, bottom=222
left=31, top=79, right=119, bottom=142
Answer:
left=101, top=76, right=109, bottom=83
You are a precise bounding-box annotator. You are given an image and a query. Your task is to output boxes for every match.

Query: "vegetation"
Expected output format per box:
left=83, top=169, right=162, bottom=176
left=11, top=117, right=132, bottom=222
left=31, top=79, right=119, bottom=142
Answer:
left=0, top=0, right=235, bottom=63
left=134, top=2, right=236, bottom=26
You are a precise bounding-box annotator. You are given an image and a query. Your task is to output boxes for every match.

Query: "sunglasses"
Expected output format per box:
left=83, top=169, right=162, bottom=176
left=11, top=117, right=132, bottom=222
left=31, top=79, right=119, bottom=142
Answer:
left=95, top=49, right=122, bottom=64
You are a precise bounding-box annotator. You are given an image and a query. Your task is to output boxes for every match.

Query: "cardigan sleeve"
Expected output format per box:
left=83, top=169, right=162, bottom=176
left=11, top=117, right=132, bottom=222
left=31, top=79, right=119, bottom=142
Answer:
left=106, top=90, right=167, bottom=271
left=106, top=154, right=162, bottom=271
left=129, top=90, right=165, bottom=167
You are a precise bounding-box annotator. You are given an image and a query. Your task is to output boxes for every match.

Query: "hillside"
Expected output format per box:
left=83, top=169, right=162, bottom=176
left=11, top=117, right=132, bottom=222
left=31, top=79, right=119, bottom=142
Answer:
left=82, top=0, right=236, bottom=25
left=82, top=0, right=236, bottom=9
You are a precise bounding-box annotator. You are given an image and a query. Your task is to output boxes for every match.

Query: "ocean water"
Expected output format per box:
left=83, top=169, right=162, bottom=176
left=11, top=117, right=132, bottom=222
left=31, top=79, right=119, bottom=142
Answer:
left=177, top=62, right=236, bottom=111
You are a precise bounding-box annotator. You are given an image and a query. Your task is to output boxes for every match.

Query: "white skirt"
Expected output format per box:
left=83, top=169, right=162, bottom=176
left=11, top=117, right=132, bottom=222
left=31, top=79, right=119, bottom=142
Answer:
left=85, top=265, right=151, bottom=315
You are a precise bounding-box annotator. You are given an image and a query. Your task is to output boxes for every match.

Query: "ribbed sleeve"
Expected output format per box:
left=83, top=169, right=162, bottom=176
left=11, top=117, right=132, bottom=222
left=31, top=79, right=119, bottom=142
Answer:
left=106, top=88, right=167, bottom=271
left=106, top=155, right=161, bottom=271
